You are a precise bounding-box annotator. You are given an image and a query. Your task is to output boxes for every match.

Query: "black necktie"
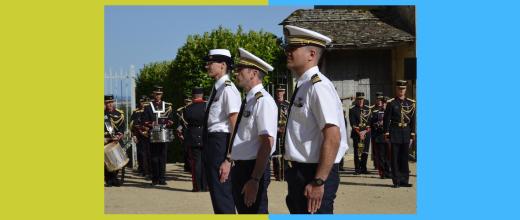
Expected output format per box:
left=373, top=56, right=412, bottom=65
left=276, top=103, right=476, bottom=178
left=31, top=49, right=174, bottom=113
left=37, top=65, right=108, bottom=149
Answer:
left=283, top=84, right=300, bottom=143
left=228, top=96, right=247, bottom=155
left=203, top=86, right=216, bottom=135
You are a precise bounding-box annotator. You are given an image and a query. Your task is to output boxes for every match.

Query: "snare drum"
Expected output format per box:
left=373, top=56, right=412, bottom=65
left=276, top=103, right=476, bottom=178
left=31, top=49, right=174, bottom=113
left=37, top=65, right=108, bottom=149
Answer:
left=104, top=142, right=129, bottom=171
left=150, top=128, right=175, bottom=143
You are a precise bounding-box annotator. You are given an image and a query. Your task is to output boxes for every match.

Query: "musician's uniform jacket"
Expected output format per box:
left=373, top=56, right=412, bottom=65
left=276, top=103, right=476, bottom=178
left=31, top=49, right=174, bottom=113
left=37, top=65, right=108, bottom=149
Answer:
left=182, top=101, right=206, bottom=147
left=105, top=108, right=126, bottom=146
left=143, top=101, right=174, bottom=126
left=348, top=104, right=372, bottom=141
left=284, top=66, right=348, bottom=214
left=370, top=105, right=386, bottom=144
left=130, top=106, right=147, bottom=138
left=383, top=98, right=416, bottom=144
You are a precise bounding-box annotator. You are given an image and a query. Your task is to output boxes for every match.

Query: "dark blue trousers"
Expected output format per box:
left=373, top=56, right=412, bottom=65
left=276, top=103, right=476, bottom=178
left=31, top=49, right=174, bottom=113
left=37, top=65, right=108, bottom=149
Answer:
left=203, top=132, right=236, bottom=214
left=285, top=162, right=339, bottom=214
left=231, top=159, right=270, bottom=214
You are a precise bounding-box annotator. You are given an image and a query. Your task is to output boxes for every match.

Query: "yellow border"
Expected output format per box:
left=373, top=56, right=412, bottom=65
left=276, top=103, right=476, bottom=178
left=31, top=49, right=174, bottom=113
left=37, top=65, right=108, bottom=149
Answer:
left=106, top=0, right=267, bottom=5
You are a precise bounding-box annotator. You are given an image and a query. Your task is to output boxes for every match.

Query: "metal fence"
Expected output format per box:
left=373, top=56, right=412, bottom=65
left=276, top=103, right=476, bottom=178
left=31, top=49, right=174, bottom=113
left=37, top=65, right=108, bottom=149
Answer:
left=105, top=65, right=137, bottom=168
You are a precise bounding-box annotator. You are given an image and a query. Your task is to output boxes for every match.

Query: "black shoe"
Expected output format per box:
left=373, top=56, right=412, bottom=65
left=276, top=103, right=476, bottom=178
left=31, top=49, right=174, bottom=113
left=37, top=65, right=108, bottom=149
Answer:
left=158, top=180, right=167, bottom=185
left=105, top=183, right=112, bottom=187
left=392, top=183, right=400, bottom=188
left=112, top=179, right=121, bottom=187
left=151, top=180, right=158, bottom=186
left=362, top=170, right=370, bottom=174
left=401, top=183, right=413, bottom=187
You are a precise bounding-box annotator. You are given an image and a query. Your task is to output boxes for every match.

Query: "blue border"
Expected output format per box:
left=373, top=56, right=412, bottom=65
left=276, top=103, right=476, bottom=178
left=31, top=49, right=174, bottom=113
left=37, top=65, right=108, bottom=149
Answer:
left=269, top=0, right=520, bottom=219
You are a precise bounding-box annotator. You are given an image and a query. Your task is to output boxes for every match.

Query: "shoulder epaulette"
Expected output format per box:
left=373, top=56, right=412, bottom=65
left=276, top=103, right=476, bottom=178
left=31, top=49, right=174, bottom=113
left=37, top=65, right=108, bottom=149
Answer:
left=406, top=98, right=416, bottom=103
left=116, top=109, right=124, bottom=114
left=368, top=105, right=375, bottom=109
left=225, top=80, right=232, bottom=86
left=386, top=98, right=395, bottom=103
left=176, top=107, right=184, bottom=112
left=255, top=91, right=263, bottom=100
left=349, top=105, right=356, bottom=109
left=311, top=74, right=321, bottom=84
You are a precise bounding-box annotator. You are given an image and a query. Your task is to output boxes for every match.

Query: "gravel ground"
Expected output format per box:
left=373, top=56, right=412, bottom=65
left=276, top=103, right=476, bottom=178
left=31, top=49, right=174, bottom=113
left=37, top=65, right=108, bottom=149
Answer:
left=105, top=157, right=416, bottom=214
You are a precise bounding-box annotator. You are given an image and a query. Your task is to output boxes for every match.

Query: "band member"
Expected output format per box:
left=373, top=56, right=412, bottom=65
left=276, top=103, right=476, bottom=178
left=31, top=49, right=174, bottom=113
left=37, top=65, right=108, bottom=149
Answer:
left=230, top=48, right=277, bottom=213
left=384, top=80, right=416, bottom=188
left=349, top=92, right=372, bottom=175
left=181, top=87, right=208, bottom=192
left=282, top=25, right=349, bottom=214
left=130, top=95, right=151, bottom=178
left=338, top=110, right=348, bottom=171
left=177, top=97, right=192, bottom=173
left=143, top=86, right=174, bottom=186
left=273, top=84, right=289, bottom=181
left=104, top=95, right=126, bottom=187
left=203, top=49, right=240, bottom=214
left=371, top=92, right=391, bottom=178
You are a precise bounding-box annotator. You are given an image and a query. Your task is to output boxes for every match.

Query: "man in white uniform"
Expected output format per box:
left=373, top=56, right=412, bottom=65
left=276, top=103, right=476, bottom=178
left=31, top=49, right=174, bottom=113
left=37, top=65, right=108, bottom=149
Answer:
left=203, top=49, right=241, bottom=214
left=282, top=25, right=349, bottom=214
left=230, top=48, right=278, bottom=214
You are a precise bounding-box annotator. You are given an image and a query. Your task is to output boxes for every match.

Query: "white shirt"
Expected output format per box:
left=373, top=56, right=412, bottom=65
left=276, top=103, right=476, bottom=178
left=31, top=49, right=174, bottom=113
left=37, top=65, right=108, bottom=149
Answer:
left=231, top=84, right=278, bottom=160
left=284, top=66, right=349, bottom=163
left=207, top=74, right=242, bottom=133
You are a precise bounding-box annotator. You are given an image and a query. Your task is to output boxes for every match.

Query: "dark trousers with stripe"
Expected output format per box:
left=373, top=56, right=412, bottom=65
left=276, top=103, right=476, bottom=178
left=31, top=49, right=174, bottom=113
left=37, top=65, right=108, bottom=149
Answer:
left=104, top=166, right=118, bottom=184
left=189, top=146, right=207, bottom=191
left=285, top=162, right=340, bottom=214
left=136, top=138, right=151, bottom=175
left=391, top=143, right=410, bottom=185
left=374, top=142, right=391, bottom=177
left=203, top=132, right=236, bottom=214
left=150, top=143, right=168, bottom=182
left=231, top=160, right=270, bottom=214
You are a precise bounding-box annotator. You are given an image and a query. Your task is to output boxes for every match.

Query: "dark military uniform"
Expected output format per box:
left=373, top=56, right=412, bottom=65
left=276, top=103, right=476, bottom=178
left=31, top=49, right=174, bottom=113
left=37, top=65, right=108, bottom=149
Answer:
left=176, top=102, right=192, bottom=173
left=144, top=100, right=174, bottom=185
left=273, top=99, right=289, bottom=181
left=383, top=94, right=416, bottom=187
left=183, top=97, right=208, bottom=192
left=349, top=94, right=372, bottom=174
left=371, top=101, right=391, bottom=178
left=104, top=106, right=126, bottom=187
left=130, top=101, right=151, bottom=177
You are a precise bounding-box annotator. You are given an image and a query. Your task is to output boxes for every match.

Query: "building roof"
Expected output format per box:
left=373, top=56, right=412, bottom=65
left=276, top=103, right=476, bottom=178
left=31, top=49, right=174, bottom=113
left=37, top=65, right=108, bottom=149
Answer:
left=280, top=9, right=415, bottom=49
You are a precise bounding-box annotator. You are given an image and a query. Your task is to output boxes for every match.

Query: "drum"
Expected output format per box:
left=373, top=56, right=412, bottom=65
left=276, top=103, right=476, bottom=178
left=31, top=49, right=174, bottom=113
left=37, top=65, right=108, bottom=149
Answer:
left=104, top=142, right=129, bottom=172
left=150, top=128, right=175, bottom=143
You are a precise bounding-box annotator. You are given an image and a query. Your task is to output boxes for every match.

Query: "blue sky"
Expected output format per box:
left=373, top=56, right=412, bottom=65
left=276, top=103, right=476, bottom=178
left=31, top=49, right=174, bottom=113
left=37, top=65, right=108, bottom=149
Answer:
left=104, top=6, right=311, bottom=74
